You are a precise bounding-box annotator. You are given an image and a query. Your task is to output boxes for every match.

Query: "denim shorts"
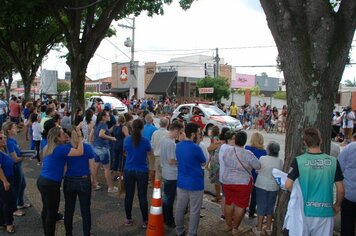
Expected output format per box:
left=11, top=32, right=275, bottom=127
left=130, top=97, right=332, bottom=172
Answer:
left=256, top=187, right=278, bottom=215
left=93, top=146, right=110, bottom=165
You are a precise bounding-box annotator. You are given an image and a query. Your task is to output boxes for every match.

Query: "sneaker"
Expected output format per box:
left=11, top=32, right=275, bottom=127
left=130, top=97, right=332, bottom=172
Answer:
left=108, top=186, right=118, bottom=193
left=92, top=185, right=102, bottom=191
left=124, top=219, right=133, bottom=226
left=220, top=215, right=225, bottom=221
left=142, top=221, right=148, bottom=229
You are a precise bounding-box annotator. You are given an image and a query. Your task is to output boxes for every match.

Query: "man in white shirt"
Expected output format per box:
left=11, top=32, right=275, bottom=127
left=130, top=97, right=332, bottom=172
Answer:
left=151, top=117, right=169, bottom=180
left=160, top=121, right=184, bottom=227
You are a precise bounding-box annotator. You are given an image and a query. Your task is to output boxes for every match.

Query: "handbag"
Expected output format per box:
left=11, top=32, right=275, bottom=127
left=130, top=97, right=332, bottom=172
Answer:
left=233, top=148, right=252, bottom=177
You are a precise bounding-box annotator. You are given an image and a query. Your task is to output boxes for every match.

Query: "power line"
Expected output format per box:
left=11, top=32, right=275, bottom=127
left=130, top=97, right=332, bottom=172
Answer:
left=105, top=38, right=131, bottom=60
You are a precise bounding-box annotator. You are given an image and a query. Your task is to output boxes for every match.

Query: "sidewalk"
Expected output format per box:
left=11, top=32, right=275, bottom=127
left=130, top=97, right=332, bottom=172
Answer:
left=13, top=130, right=256, bottom=236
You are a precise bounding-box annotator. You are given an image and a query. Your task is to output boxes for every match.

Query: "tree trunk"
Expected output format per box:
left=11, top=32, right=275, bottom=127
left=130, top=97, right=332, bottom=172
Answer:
left=259, top=1, right=356, bottom=235
left=19, top=69, right=36, bottom=101
left=67, top=54, right=87, bottom=122
left=5, top=72, right=13, bottom=101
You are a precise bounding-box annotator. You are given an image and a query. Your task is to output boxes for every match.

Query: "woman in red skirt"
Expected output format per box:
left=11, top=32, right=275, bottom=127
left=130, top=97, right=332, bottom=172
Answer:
left=221, top=131, right=261, bottom=235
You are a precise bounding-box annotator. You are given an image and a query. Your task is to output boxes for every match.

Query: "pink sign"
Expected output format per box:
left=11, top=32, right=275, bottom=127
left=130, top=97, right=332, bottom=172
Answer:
left=231, top=73, right=255, bottom=88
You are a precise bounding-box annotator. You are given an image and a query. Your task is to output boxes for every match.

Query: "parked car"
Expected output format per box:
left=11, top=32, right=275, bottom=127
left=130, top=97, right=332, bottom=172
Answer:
left=171, top=103, right=243, bottom=134
left=86, top=96, right=128, bottom=114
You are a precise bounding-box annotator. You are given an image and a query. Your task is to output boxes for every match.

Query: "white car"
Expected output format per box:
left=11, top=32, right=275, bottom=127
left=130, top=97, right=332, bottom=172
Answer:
left=86, top=96, right=128, bottom=114
left=171, top=103, right=243, bottom=134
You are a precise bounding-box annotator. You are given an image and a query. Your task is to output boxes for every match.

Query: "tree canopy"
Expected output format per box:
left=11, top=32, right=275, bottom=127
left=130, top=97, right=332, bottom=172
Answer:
left=43, top=0, right=193, bottom=117
left=0, top=0, right=63, bottom=100
left=196, top=76, right=231, bottom=101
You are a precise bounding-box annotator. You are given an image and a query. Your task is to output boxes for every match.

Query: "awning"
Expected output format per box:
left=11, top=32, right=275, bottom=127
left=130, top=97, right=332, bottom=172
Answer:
left=145, top=71, right=177, bottom=95
left=100, top=88, right=130, bottom=93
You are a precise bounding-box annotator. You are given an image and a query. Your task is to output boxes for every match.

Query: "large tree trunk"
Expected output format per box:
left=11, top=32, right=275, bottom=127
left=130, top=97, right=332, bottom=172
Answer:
left=259, top=1, right=356, bottom=235
left=67, top=54, right=87, bottom=121
left=19, top=68, right=37, bottom=101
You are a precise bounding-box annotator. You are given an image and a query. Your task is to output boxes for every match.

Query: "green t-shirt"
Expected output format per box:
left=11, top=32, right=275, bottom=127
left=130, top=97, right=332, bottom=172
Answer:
left=288, top=153, right=343, bottom=217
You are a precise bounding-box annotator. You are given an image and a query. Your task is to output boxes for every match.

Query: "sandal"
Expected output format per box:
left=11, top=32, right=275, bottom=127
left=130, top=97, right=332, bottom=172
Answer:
left=6, top=225, right=15, bottom=234
left=13, top=210, right=25, bottom=217
left=17, top=203, right=32, bottom=209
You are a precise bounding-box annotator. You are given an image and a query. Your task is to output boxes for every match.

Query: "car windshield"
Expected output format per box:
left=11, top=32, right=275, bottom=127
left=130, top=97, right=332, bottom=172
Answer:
left=201, top=105, right=226, bottom=116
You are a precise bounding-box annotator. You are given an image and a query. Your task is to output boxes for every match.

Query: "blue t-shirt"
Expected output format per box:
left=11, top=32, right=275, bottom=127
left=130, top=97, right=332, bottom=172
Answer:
left=112, top=125, right=125, bottom=150
left=7, top=137, right=21, bottom=157
left=93, top=123, right=110, bottom=148
left=40, top=144, right=71, bottom=182
left=245, top=145, right=267, bottom=180
left=65, top=143, right=95, bottom=177
left=176, top=140, right=206, bottom=191
left=40, top=139, right=48, bottom=151
left=142, top=124, right=157, bottom=141
left=124, top=136, right=151, bottom=172
left=0, top=151, right=14, bottom=177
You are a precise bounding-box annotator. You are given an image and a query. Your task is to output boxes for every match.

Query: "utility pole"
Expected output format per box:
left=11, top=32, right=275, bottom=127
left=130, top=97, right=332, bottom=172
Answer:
left=215, top=48, right=220, bottom=78
left=120, top=17, right=135, bottom=99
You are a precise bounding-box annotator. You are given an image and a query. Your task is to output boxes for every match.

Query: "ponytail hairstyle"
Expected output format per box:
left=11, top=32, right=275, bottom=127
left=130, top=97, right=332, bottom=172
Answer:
left=131, top=119, right=144, bottom=147
left=43, top=127, right=62, bottom=157
left=66, top=126, right=79, bottom=149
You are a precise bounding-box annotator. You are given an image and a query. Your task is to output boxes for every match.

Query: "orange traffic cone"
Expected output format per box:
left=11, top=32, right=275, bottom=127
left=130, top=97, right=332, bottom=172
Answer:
left=146, top=179, right=164, bottom=236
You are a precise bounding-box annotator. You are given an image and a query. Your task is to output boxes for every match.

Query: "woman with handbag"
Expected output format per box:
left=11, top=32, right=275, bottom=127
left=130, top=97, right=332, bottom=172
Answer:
left=221, top=131, right=261, bottom=235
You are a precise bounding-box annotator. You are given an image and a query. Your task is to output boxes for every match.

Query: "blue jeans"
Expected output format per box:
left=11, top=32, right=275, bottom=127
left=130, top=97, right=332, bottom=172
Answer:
left=163, top=179, right=177, bottom=225
left=124, top=170, right=148, bottom=222
left=14, top=162, right=26, bottom=206
left=63, top=176, right=91, bottom=236
left=37, top=176, right=61, bottom=236
left=0, top=176, right=16, bottom=226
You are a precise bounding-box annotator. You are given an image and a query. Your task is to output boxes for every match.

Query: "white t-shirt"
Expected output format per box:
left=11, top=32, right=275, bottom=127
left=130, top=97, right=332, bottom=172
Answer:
left=342, top=111, right=355, bottom=128
left=255, top=155, right=283, bottom=191
left=218, top=143, right=230, bottom=183
left=32, top=122, right=42, bottom=141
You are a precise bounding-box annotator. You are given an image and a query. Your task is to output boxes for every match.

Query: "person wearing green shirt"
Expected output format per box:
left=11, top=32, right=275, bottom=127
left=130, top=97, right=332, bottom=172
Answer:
left=285, top=127, right=344, bottom=236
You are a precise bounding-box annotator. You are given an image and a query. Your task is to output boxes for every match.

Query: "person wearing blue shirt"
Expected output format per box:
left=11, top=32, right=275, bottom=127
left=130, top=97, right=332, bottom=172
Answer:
left=123, top=119, right=151, bottom=228
left=64, top=128, right=95, bottom=236
left=0, top=132, right=16, bottom=233
left=244, top=132, right=267, bottom=218
left=37, top=127, right=83, bottom=236
left=175, top=123, right=206, bottom=236
left=90, top=111, right=117, bottom=193
left=2, top=121, right=31, bottom=217
left=142, top=114, right=157, bottom=187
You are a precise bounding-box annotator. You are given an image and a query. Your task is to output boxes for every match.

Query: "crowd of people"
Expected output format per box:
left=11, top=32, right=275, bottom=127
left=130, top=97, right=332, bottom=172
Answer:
left=0, top=94, right=355, bottom=236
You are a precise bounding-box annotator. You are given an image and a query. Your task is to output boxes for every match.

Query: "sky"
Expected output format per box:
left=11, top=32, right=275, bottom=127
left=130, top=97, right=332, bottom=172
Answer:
left=41, top=0, right=355, bottom=82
